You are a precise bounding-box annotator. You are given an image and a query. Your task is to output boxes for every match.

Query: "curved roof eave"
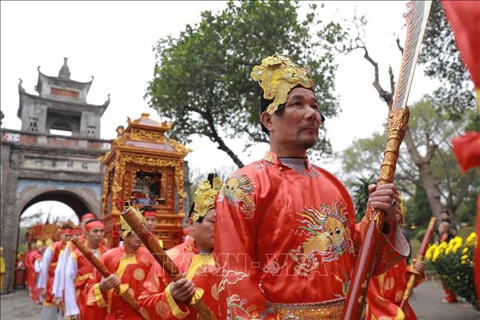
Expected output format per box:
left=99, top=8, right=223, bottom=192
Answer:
left=37, top=67, right=94, bottom=90
left=20, top=90, right=109, bottom=113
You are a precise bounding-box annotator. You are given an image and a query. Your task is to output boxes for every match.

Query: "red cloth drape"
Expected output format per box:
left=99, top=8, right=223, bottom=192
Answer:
left=442, top=1, right=480, bottom=89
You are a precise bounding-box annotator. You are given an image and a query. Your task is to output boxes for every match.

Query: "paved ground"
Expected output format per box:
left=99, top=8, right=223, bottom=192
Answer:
left=1, top=279, right=479, bottom=319
left=409, top=279, right=479, bottom=320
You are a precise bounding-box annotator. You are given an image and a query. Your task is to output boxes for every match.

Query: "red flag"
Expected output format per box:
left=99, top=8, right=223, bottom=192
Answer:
left=442, top=1, right=480, bottom=86
left=442, top=0, right=480, bottom=111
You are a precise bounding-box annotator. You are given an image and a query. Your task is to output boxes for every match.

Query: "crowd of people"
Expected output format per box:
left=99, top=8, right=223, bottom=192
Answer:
left=11, top=55, right=431, bottom=320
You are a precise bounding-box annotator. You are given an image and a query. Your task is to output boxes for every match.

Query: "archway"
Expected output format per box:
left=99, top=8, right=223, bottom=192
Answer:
left=13, top=192, right=95, bottom=290
left=17, top=201, right=79, bottom=270
left=21, top=190, right=92, bottom=219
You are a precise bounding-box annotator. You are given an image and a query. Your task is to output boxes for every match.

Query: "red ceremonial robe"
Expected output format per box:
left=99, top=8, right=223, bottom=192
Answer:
left=85, top=246, right=154, bottom=320
left=25, top=249, right=42, bottom=302
left=366, top=258, right=426, bottom=320
left=138, top=236, right=219, bottom=319
left=67, top=243, right=108, bottom=319
left=214, top=151, right=409, bottom=319
left=44, top=241, right=65, bottom=306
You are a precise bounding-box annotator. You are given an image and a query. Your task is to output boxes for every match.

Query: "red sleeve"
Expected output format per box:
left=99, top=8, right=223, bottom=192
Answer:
left=214, top=172, right=276, bottom=320
left=84, top=253, right=110, bottom=310
left=356, top=213, right=410, bottom=276
left=138, top=261, right=192, bottom=320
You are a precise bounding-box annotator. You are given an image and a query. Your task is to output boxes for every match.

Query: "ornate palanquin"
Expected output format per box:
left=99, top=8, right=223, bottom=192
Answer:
left=98, top=113, right=192, bottom=249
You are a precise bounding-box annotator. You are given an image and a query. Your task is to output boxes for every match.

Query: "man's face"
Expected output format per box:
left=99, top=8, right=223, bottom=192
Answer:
left=87, top=227, right=105, bottom=248
left=60, top=233, right=72, bottom=243
left=145, top=216, right=157, bottom=232
left=440, top=213, right=449, bottom=221
left=123, top=231, right=143, bottom=251
left=266, top=87, right=322, bottom=155
left=191, top=209, right=216, bottom=251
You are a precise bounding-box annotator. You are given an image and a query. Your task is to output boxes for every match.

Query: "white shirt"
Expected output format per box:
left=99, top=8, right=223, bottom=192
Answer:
left=37, top=246, right=53, bottom=289
left=64, top=248, right=99, bottom=317
left=52, top=244, right=71, bottom=298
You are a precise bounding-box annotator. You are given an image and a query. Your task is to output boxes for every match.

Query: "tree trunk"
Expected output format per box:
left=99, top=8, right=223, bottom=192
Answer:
left=204, top=109, right=245, bottom=168
left=403, top=129, right=444, bottom=216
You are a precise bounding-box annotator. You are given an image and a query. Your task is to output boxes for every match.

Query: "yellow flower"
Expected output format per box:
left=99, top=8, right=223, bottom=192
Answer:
left=426, top=245, right=437, bottom=260
left=462, top=247, right=469, bottom=254
left=467, top=232, right=477, bottom=242
left=461, top=254, right=469, bottom=260
left=466, top=232, right=477, bottom=246
left=451, top=236, right=463, bottom=246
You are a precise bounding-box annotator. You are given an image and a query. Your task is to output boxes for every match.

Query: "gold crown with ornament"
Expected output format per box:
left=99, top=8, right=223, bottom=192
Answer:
left=250, top=53, right=314, bottom=115
left=192, top=176, right=223, bottom=222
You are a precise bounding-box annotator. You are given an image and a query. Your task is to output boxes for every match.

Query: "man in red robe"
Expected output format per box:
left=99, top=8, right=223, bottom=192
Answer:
left=64, top=219, right=108, bottom=320
left=52, top=212, right=97, bottom=306
left=85, top=209, right=155, bottom=320
left=141, top=206, right=163, bottom=248
left=214, top=54, right=410, bottom=319
left=24, top=241, right=43, bottom=303
left=38, top=225, right=72, bottom=319
left=138, top=173, right=222, bottom=319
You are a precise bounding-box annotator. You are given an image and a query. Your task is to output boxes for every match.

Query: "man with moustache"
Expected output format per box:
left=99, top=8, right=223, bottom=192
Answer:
left=214, top=54, right=410, bottom=319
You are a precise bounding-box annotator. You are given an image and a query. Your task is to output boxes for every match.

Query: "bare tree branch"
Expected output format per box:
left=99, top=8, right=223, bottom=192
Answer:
left=389, top=66, right=396, bottom=97
left=360, top=46, right=393, bottom=105
left=396, top=37, right=404, bottom=55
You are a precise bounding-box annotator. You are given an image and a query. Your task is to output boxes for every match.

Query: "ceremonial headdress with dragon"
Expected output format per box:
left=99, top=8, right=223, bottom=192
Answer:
left=250, top=54, right=324, bottom=133
left=189, top=173, right=223, bottom=223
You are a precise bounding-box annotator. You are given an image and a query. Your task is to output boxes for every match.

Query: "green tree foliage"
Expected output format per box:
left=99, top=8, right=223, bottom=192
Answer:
left=338, top=100, right=479, bottom=222
left=419, top=0, right=476, bottom=118
left=410, top=177, right=433, bottom=230
left=146, top=0, right=347, bottom=167
left=350, top=175, right=375, bottom=223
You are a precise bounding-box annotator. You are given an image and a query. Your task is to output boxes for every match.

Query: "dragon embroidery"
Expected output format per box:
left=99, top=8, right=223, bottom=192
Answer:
left=289, top=201, right=354, bottom=275
left=218, top=174, right=256, bottom=219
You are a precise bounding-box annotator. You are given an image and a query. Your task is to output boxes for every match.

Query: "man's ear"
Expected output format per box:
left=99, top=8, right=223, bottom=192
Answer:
left=187, top=217, right=194, bottom=230
left=260, top=111, right=273, bottom=132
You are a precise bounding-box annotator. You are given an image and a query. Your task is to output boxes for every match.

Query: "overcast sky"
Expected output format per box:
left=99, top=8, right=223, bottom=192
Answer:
left=1, top=1, right=440, bottom=224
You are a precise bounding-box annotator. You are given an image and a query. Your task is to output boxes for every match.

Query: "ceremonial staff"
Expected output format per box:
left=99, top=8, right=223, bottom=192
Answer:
left=342, top=1, right=432, bottom=318
left=121, top=207, right=217, bottom=320
left=70, top=236, right=147, bottom=320
left=400, top=216, right=437, bottom=310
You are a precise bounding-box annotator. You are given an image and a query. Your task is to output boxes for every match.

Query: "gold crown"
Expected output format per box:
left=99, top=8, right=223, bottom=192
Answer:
left=250, top=54, right=314, bottom=115
left=120, top=206, right=145, bottom=237
left=192, top=176, right=223, bottom=222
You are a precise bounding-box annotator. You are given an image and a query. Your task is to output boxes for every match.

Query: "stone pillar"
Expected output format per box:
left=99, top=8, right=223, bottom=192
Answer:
left=0, top=167, right=19, bottom=293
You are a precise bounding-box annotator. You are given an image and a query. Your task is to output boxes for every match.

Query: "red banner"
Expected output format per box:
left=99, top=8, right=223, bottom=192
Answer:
left=442, top=1, right=480, bottom=89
